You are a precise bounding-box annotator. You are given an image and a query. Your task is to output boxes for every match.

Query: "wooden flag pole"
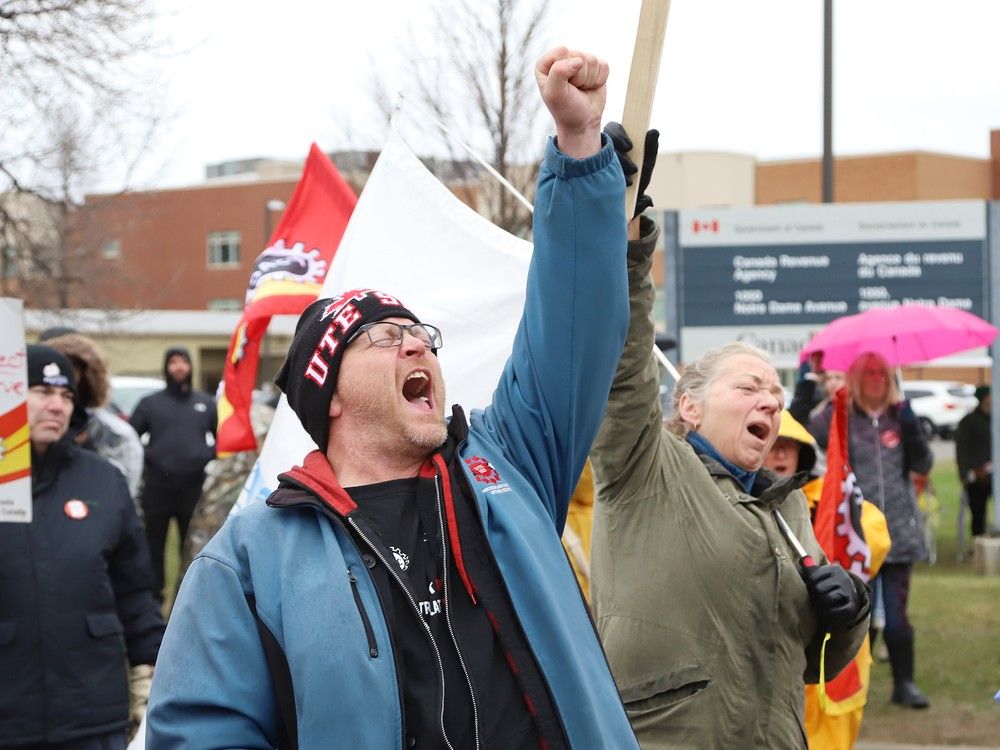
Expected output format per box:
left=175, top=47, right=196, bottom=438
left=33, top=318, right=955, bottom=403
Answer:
left=621, top=0, right=671, bottom=220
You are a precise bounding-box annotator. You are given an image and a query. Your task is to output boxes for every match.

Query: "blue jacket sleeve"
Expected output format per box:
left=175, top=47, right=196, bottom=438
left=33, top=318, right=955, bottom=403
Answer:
left=477, top=135, right=628, bottom=530
left=146, top=555, right=281, bottom=749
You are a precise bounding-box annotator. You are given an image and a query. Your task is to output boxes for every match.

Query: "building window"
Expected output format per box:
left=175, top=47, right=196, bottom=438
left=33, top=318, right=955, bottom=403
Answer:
left=102, top=239, right=122, bottom=259
left=208, top=298, right=243, bottom=311
left=207, top=231, right=241, bottom=267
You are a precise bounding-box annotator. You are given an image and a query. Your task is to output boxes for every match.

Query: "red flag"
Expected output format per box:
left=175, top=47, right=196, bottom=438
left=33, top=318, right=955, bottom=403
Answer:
left=815, top=385, right=873, bottom=714
left=216, top=144, right=357, bottom=454
left=815, top=386, right=872, bottom=580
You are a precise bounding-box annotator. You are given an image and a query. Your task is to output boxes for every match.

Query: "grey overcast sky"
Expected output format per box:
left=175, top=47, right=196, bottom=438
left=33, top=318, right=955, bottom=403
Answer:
left=140, top=0, right=1000, bottom=189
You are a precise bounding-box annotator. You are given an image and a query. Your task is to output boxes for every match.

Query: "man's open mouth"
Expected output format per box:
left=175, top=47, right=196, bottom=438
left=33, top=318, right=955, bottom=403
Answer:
left=402, top=370, right=433, bottom=411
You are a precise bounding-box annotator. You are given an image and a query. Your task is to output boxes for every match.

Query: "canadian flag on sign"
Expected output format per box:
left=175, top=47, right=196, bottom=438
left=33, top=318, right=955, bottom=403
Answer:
left=691, top=219, right=719, bottom=233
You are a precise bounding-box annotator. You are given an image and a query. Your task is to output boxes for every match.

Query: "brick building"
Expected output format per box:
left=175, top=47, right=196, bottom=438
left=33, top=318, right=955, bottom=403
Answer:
left=10, top=131, right=999, bottom=390
left=79, top=177, right=301, bottom=311
left=756, top=150, right=994, bottom=204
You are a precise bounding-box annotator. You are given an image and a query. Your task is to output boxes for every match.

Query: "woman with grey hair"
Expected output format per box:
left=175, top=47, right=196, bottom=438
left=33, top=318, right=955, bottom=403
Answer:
left=809, top=351, right=933, bottom=709
left=589, top=216, right=871, bottom=749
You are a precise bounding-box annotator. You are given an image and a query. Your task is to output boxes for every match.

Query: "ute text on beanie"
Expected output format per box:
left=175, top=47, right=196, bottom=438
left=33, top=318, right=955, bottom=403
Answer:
left=274, top=289, right=422, bottom=452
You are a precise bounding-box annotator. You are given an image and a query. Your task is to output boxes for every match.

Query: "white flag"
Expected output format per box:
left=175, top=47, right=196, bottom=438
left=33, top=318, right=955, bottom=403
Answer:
left=235, top=126, right=532, bottom=510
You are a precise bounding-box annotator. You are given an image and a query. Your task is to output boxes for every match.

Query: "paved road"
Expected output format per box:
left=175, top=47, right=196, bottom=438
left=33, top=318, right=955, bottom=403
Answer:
left=929, top=435, right=956, bottom=465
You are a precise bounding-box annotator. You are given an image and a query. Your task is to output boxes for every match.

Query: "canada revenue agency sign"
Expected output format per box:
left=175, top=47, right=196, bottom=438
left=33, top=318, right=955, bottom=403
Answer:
left=677, top=201, right=988, bottom=366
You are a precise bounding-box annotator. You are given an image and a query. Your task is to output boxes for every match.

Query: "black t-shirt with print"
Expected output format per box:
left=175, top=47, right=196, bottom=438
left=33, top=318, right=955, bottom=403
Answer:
left=348, top=477, right=474, bottom=747
left=347, top=476, right=538, bottom=749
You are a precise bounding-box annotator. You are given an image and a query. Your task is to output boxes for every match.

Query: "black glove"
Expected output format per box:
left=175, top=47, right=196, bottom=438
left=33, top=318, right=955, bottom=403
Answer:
left=603, top=122, right=659, bottom=218
left=800, top=564, right=866, bottom=630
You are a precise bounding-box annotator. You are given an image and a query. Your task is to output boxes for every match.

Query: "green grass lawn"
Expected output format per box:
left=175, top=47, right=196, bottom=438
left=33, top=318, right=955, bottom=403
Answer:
left=858, top=458, right=1000, bottom=746
left=162, top=522, right=180, bottom=617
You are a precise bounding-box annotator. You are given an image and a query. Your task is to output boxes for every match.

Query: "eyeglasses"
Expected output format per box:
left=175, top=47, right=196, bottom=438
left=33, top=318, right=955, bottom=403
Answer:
left=348, top=321, right=444, bottom=350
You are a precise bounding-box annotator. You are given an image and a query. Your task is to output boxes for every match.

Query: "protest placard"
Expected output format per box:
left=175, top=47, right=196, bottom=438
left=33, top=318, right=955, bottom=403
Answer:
left=0, top=298, right=31, bottom=523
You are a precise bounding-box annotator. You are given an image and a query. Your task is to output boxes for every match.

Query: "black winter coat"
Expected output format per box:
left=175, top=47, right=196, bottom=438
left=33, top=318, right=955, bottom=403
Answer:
left=955, top=408, right=991, bottom=482
left=0, top=439, right=165, bottom=745
left=130, top=388, right=216, bottom=487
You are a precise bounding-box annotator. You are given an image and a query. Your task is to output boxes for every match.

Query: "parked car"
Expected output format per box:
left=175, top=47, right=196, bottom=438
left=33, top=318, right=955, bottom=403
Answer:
left=902, top=380, right=978, bottom=439
left=109, top=375, right=165, bottom=419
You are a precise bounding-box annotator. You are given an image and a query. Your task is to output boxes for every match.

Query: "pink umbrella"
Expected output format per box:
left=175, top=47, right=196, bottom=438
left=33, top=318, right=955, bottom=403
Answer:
left=800, top=304, right=999, bottom=371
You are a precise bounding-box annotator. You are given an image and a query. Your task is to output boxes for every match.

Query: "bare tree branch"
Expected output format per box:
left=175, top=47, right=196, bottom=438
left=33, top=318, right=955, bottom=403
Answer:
left=354, top=0, right=550, bottom=237
left=0, top=0, right=165, bottom=312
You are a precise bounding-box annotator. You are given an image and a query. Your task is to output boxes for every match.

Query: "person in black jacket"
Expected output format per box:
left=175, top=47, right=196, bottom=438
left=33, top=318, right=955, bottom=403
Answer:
left=788, top=350, right=847, bottom=425
left=1, top=345, right=164, bottom=748
left=130, top=346, right=216, bottom=602
left=955, top=386, right=992, bottom=537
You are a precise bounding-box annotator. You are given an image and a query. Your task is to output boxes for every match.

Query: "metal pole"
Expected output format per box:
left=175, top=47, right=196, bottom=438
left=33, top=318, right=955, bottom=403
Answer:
left=774, top=510, right=817, bottom=568
left=264, top=198, right=285, bottom=248
left=822, top=0, right=834, bottom=203
left=988, top=202, right=1000, bottom=532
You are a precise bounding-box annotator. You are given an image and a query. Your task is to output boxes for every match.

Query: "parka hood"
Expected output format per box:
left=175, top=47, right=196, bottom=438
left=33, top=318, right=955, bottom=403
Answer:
left=46, top=333, right=109, bottom=408
left=163, top=346, right=193, bottom=395
left=778, top=410, right=817, bottom=474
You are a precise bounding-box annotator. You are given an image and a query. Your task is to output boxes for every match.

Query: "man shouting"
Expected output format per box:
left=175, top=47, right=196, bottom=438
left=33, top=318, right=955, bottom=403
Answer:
left=147, top=47, right=637, bottom=749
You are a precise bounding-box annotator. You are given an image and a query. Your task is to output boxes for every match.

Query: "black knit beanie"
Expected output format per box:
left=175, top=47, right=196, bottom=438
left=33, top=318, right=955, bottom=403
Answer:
left=275, top=289, right=421, bottom=451
left=27, top=344, right=78, bottom=396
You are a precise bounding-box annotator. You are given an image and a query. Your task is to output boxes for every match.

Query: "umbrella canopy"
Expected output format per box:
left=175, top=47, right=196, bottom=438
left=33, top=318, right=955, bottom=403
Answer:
left=800, top=304, right=998, bottom=371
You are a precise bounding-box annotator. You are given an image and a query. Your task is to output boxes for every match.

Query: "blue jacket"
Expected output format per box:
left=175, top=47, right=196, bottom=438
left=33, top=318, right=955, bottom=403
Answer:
left=146, top=136, right=635, bottom=749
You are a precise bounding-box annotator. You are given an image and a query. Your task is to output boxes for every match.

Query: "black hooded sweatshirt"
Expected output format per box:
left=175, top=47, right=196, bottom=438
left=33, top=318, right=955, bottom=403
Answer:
left=129, top=347, right=216, bottom=487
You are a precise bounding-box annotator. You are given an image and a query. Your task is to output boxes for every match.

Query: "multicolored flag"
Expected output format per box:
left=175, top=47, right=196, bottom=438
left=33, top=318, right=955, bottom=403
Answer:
left=815, top=385, right=873, bottom=714
left=815, top=386, right=872, bottom=581
left=216, top=144, right=357, bottom=454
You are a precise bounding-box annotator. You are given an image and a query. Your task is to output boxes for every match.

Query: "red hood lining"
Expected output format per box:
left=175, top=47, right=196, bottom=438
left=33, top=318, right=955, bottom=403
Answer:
left=280, top=450, right=357, bottom=517
left=433, top=453, right=477, bottom=604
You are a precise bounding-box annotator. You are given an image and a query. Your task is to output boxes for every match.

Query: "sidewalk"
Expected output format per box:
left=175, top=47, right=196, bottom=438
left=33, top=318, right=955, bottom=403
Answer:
left=857, top=743, right=1000, bottom=750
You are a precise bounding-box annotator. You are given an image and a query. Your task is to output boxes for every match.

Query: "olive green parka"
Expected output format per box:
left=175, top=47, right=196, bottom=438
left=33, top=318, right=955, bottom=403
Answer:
left=590, top=218, right=869, bottom=749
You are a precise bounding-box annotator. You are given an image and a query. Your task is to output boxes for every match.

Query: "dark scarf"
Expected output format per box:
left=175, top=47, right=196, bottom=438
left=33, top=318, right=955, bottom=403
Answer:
left=687, top=431, right=758, bottom=493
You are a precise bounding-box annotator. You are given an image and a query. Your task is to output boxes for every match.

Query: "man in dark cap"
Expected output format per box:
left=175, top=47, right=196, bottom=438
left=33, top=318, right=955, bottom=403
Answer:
left=45, top=332, right=145, bottom=504
left=130, top=346, right=216, bottom=602
left=148, top=47, right=640, bottom=749
left=0, top=345, right=164, bottom=747
left=955, top=385, right=992, bottom=538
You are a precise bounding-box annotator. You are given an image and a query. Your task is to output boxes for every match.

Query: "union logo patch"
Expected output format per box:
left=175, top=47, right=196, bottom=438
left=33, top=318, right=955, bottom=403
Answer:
left=880, top=429, right=901, bottom=449
left=465, top=456, right=500, bottom=484
left=64, top=499, right=89, bottom=520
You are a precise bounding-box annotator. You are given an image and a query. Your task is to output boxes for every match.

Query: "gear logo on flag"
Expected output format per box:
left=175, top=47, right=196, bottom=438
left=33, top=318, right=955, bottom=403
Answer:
left=245, top=240, right=328, bottom=306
